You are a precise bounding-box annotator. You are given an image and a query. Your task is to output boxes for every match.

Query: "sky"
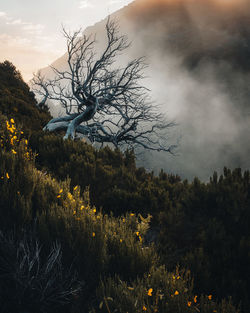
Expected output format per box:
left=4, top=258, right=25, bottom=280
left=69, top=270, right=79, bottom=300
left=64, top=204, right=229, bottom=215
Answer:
left=0, top=0, right=133, bottom=81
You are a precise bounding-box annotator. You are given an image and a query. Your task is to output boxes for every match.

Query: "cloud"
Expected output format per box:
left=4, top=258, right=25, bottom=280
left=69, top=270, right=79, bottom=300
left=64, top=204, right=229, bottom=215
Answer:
left=108, top=0, right=123, bottom=4
left=6, top=19, right=23, bottom=25
left=0, top=11, right=6, bottom=18
left=22, top=23, right=45, bottom=35
left=0, top=12, right=61, bottom=81
left=0, top=33, right=31, bottom=48
left=0, top=33, right=63, bottom=81
left=79, top=1, right=94, bottom=9
left=1, top=12, right=44, bottom=35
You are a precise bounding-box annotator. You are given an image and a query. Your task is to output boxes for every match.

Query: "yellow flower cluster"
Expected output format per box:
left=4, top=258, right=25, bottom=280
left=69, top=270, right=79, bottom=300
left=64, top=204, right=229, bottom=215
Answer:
left=125, top=274, right=213, bottom=312
left=56, top=186, right=100, bottom=241
left=186, top=294, right=205, bottom=307
left=0, top=119, right=18, bottom=149
left=6, top=119, right=16, bottom=133
left=0, top=118, right=31, bottom=160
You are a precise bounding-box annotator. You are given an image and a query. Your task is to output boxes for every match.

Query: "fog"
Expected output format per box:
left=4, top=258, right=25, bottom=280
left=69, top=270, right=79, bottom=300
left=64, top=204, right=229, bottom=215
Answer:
left=142, top=54, right=250, bottom=180
left=40, top=0, right=250, bottom=181
left=121, top=0, right=250, bottom=180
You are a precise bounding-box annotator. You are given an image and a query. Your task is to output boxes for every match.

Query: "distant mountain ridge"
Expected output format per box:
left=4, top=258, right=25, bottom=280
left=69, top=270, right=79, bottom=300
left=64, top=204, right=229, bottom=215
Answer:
left=41, top=0, right=250, bottom=75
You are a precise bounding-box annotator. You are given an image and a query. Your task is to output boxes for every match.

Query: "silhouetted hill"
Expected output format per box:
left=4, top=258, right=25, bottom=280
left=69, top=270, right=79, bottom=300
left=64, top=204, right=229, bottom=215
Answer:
left=0, top=61, right=51, bottom=133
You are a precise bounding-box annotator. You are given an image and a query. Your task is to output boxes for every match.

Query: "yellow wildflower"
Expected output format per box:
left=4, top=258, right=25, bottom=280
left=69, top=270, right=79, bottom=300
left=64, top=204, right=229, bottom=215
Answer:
left=147, top=288, right=153, bottom=296
left=177, top=275, right=180, bottom=280
left=136, top=231, right=139, bottom=236
left=208, top=295, right=212, bottom=300
left=92, top=232, right=96, bottom=237
left=57, top=195, right=61, bottom=198
left=6, top=173, right=9, bottom=179
left=67, top=192, right=73, bottom=200
left=59, top=189, right=63, bottom=194
left=139, top=235, right=142, bottom=242
left=10, top=118, right=15, bottom=124
left=174, top=290, right=179, bottom=296
left=80, top=205, right=84, bottom=210
left=130, top=213, right=135, bottom=216
left=93, top=208, right=96, bottom=213
left=120, top=239, right=123, bottom=243
left=11, top=149, right=17, bottom=154
left=73, top=210, right=76, bottom=215
left=143, top=306, right=147, bottom=311
left=122, top=218, right=125, bottom=222
left=73, top=186, right=78, bottom=190
left=187, top=301, right=192, bottom=307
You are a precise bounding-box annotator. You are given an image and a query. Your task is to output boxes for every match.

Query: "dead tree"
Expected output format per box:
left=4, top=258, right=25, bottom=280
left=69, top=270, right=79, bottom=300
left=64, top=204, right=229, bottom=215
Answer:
left=32, top=18, right=175, bottom=153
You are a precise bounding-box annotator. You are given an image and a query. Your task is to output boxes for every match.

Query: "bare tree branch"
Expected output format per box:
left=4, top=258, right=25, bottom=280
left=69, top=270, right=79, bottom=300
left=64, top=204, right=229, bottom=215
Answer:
left=32, top=17, right=175, bottom=153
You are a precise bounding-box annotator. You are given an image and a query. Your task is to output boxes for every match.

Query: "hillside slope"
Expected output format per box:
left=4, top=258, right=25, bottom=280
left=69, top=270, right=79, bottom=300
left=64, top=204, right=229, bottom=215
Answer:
left=0, top=61, right=244, bottom=313
left=1, top=61, right=250, bottom=312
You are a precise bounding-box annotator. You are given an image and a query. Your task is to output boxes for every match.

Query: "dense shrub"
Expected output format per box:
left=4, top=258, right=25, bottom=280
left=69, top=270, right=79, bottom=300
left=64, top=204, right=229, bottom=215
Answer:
left=29, top=130, right=181, bottom=218
left=94, top=266, right=237, bottom=313
left=0, top=62, right=246, bottom=312
left=0, top=117, right=237, bottom=313
left=158, top=169, right=250, bottom=312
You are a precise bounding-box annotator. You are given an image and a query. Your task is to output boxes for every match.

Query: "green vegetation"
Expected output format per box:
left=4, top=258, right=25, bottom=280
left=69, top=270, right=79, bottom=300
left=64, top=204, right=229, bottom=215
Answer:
left=0, top=61, right=248, bottom=312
